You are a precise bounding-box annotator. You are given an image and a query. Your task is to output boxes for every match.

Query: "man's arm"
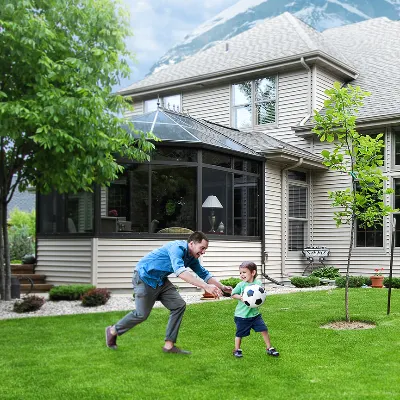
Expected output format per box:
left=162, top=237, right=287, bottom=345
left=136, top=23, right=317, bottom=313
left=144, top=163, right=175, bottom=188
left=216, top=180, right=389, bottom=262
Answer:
left=178, top=271, right=223, bottom=298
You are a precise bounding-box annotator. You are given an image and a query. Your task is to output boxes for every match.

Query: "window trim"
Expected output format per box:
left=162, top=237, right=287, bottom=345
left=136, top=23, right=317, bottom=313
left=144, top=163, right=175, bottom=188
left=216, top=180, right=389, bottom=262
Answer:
left=231, top=75, right=277, bottom=130
left=287, top=170, right=309, bottom=252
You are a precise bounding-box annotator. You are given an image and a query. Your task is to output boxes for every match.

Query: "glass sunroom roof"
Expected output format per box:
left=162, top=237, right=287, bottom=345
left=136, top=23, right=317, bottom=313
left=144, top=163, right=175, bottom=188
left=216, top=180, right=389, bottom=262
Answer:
left=126, top=108, right=258, bottom=156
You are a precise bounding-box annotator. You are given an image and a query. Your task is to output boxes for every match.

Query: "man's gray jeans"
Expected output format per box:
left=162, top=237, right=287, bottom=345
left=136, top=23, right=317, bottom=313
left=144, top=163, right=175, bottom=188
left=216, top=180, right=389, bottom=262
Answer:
left=114, top=270, right=186, bottom=343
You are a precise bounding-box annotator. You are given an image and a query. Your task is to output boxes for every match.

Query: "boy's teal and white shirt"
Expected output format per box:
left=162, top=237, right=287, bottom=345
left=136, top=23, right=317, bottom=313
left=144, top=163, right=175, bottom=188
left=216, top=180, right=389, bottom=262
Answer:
left=231, top=279, right=263, bottom=318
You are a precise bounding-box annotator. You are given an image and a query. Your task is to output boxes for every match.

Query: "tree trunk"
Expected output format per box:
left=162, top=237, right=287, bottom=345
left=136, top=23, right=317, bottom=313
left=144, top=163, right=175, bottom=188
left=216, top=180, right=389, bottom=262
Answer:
left=0, top=198, right=11, bottom=301
left=345, top=211, right=356, bottom=323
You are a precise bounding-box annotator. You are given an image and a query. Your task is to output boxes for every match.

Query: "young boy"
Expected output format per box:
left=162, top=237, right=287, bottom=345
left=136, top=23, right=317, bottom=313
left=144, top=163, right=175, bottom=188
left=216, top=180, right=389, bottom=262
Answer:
left=231, top=261, right=279, bottom=358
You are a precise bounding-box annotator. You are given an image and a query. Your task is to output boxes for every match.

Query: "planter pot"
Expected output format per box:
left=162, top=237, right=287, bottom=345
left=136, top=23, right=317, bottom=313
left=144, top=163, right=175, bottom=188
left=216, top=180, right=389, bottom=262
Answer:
left=370, top=276, right=384, bottom=288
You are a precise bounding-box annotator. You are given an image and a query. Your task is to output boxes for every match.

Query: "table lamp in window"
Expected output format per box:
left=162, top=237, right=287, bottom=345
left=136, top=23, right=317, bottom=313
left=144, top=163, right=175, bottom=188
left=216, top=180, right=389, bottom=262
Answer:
left=202, top=195, right=223, bottom=233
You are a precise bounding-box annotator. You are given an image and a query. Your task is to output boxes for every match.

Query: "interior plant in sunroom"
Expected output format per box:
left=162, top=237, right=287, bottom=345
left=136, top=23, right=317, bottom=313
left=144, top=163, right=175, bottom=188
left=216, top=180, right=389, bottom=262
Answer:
left=312, top=82, right=396, bottom=322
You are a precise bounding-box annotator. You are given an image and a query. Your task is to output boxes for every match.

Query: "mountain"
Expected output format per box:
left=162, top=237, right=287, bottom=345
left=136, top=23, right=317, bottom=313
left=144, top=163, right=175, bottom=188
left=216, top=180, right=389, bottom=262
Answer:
left=148, top=0, right=400, bottom=76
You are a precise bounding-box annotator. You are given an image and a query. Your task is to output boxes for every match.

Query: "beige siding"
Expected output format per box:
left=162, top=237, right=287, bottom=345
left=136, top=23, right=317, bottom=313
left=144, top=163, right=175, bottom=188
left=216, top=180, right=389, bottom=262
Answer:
left=124, top=100, right=144, bottom=118
left=315, top=67, right=342, bottom=112
left=264, top=162, right=283, bottom=277
left=259, top=70, right=311, bottom=152
left=95, top=238, right=262, bottom=292
left=182, top=86, right=230, bottom=126
left=36, top=239, right=92, bottom=284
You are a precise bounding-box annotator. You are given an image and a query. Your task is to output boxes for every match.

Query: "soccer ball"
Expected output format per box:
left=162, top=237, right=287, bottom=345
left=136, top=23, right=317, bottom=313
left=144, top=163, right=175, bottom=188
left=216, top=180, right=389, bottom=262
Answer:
left=242, top=284, right=267, bottom=308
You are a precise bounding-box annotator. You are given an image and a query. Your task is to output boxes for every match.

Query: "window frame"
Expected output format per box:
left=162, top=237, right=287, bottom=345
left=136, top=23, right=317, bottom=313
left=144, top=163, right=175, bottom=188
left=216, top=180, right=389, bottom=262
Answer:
left=231, top=75, right=277, bottom=130
left=287, top=170, right=309, bottom=252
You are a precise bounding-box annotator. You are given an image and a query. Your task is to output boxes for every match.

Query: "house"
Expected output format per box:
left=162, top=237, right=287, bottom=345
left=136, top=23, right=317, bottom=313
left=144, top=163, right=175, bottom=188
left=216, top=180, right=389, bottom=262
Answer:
left=35, top=12, right=400, bottom=292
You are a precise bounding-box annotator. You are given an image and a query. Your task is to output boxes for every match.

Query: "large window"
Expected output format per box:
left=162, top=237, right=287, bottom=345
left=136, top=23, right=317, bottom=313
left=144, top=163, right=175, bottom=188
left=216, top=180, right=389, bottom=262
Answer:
left=394, top=128, right=400, bottom=166
left=355, top=182, right=384, bottom=247
left=37, top=147, right=261, bottom=238
left=232, top=76, right=276, bottom=130
left=288, top=170, right=308, bottom=251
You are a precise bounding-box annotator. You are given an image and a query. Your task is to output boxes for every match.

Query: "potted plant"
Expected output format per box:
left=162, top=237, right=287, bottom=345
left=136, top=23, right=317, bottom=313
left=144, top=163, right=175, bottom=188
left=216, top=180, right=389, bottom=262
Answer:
left=370, top=268, right=384, bottom=288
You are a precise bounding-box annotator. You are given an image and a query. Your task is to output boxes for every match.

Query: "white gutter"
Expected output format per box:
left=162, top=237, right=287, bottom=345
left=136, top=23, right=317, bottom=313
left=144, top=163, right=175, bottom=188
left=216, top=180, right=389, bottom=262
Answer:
left=281, top=158, right=304, bottom=277
left=299, top=57, right=312, bottom=126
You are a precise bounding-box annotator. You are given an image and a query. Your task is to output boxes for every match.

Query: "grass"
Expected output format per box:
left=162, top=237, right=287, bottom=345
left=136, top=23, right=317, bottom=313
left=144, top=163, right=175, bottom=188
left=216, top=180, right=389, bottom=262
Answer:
left=1, top=288, right=399, bottom=400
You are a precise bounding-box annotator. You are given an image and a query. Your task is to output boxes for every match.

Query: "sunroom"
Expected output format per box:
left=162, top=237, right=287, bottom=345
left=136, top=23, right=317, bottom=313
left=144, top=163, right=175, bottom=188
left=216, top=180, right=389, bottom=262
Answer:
left=35, top=108, right=266, bottom=292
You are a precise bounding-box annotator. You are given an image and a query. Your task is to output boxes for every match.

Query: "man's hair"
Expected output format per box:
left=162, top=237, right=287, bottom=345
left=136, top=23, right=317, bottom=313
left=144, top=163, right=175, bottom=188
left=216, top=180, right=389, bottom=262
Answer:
left=188, top=231, right=209, bottom=243
left=239, top=261, right=258, bottom=278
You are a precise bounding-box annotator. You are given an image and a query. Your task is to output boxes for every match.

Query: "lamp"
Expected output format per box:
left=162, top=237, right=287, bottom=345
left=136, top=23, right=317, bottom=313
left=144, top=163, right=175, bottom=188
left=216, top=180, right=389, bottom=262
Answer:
left=202, top=195, right=223, bottom=233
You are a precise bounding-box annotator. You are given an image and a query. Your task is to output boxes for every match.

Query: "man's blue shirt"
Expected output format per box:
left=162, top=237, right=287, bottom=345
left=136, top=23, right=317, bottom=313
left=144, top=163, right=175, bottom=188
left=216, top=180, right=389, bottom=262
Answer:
left=136, top=240, right=213, bottom=288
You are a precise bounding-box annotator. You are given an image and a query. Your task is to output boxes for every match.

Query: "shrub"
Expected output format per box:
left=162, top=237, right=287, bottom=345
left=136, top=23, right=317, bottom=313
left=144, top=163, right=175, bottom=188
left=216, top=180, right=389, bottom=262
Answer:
left=290, top=276, right=320, bottom=288
left=220, top=277, right=241, bottom=288
left=81, top=288, right=111, bottom=307
left=49, top=284, right=95, bottom=301
left=384, top=277, right=400, bottom=289
left=11, top=259, right=22, bottom=264
left=8, top=225, right=35, bottom=261
left=335, top=276, right=365, bottom=288
left=310, top=266, right=341, bottom=280
left=8, top=208, right=36, bottom=238
left=13, top=295, right=45, bottom=313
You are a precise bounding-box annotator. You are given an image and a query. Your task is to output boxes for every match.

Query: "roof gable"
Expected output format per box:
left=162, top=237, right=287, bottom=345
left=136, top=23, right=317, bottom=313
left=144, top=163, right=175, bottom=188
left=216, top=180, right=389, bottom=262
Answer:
left=120, top=12, right=356, bottom=96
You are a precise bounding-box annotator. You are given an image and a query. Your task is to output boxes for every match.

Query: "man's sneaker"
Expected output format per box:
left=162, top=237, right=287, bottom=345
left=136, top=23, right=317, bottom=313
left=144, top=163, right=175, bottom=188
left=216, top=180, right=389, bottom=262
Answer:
left=232, top=349, right=243, bottom=358
left=105, top=326, right=117, bottom=349
left=267, top=347, right=279, bottom=357
left=162, top=346, right=191, bottom=355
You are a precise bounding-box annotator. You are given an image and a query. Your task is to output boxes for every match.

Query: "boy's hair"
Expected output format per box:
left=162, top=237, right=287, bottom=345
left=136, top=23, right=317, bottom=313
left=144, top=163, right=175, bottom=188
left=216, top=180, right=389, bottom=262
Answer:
left=188, top=231, right=209, bottom=244
left=239, top=261, right=258, bottom=277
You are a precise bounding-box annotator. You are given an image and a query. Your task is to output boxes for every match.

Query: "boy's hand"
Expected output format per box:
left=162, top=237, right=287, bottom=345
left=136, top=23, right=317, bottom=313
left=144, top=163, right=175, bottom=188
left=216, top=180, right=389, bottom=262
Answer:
left=221, top=285, right=232, bottom=297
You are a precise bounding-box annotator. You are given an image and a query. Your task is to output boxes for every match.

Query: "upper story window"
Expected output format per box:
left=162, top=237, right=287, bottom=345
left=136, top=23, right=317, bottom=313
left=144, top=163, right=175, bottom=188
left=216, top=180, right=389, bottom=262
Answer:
left=144, top=94, right=181, bottom=113
left=393, top=127, right=400, bottom=166
left=288, top=170, right=308, bottom=251
left=232, top=76, right=276, bottom=130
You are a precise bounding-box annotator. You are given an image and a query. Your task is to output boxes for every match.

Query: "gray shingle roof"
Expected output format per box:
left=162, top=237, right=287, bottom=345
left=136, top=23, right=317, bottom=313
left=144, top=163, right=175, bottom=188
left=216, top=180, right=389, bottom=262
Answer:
left=200, top=119, right=322, bottom=163
left=120, top=12, right=355, bottom=95
left=321, top=17, right=400, bottom=122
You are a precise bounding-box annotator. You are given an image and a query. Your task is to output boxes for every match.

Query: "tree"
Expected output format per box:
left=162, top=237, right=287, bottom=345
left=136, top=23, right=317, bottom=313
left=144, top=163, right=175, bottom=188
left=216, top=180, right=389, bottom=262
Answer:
left=313, top=82, right=395, bottom=322
left=0, top=0, right=155, bottom=300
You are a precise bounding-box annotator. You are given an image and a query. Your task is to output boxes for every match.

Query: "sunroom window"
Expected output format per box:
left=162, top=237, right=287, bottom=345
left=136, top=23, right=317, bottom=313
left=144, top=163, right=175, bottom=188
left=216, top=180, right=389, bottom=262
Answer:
left=232, top=76, right=276, bottom=130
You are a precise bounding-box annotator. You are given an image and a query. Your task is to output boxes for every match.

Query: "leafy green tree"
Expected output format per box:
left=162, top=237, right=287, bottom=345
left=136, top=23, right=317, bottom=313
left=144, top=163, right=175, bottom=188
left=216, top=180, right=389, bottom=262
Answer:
left=313, top=82, right=395, bottom=322
left=8, top=208, right=36, bottom=238
left=0, top=0, right=155, bottom=300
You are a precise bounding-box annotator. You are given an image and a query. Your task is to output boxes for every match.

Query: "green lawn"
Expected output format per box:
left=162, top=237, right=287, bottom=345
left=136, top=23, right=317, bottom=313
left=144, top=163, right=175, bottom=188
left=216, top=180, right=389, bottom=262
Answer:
left=1, top=288, right=399, bottom=400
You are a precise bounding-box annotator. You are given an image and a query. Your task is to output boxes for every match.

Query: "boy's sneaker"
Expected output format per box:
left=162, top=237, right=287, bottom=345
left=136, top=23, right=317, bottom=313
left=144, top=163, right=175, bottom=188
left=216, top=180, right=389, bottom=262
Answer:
left=232, top=349, right=243, bottom=358
left=267, top=347, right=279, bottom=357
left=105, top=326, right=117, bottom=349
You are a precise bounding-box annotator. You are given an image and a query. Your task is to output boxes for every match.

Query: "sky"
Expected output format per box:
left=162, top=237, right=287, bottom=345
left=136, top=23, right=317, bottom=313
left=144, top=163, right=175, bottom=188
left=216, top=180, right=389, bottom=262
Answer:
left=116, top=0, right=238, bottom=92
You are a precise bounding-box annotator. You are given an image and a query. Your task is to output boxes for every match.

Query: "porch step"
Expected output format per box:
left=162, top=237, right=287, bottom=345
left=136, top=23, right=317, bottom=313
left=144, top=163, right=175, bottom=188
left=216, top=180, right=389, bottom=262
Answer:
left=11, top=264, right=54, bottom=294
left=12, top=274, right=47, bottom=283
left=20, top=283, right=54, bottom=293
left=11, top=264, right=35, bottom=274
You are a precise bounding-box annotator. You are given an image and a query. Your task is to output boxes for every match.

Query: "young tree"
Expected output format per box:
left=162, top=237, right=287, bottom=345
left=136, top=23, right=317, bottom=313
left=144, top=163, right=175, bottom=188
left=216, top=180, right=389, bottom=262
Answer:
left=313, top=82, right=395, bottom=322
left=0, top=0, right=155, bottom=300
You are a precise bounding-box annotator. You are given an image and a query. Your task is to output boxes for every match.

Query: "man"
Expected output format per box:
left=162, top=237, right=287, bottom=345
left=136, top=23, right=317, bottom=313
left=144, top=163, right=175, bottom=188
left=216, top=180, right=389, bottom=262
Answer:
left=105, top=231, right=232, bottom=354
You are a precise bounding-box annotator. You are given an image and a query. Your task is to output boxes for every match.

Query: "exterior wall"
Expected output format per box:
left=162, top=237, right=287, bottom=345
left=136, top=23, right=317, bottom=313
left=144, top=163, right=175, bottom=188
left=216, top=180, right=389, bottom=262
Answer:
left=95, top=238, right=261, bottom=292
left=182, top=86, right=230, bottom=126
left=314, top=66, right=343, bottom=112
left=35, top=238, right=262, bottom=293
left=125, top=100, right=144, bottom=117
left=36, top=239, right=92, bottom=285
left=264, top=162, right=283, bottom=277
left=308, top=126, right=400, bottom=277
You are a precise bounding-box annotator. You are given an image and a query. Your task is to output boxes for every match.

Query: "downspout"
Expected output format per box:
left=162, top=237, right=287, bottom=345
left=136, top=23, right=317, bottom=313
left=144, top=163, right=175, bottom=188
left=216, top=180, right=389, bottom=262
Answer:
left=299, top=57, right=312, bottom=126
left=281, top=158, right=303, bottom=277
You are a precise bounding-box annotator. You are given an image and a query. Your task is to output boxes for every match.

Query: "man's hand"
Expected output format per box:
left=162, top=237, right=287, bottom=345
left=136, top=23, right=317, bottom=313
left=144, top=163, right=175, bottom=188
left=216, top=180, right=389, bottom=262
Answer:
left=205, top=283, right=223, bottom=298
